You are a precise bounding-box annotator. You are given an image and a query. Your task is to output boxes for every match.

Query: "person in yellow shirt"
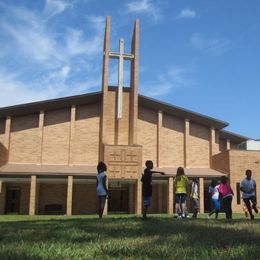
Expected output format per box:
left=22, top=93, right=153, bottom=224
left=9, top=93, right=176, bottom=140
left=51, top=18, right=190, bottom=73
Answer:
left=173, top=167, right=189, bottom=218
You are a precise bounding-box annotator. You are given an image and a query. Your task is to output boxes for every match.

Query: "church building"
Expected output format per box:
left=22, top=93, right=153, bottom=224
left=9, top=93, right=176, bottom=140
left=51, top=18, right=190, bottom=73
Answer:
left=0, top=17, right=259, bottom=216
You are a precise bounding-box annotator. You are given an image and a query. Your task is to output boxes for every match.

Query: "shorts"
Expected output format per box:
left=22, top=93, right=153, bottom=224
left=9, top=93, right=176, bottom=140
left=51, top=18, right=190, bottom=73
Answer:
left=175, top=193, right=187, bottom=204
left=98, top=195, right=107, bottom=209
left=243, top=196, right=257, bottom=208
left=143, top=196, right=152, bottom=207
left=212, top=198, right=220, bottom=211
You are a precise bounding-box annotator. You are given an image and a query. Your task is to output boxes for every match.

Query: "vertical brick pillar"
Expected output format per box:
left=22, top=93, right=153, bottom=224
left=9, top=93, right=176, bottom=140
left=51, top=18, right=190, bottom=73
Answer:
left=157, top=110, right=162, bottom=167
left=184, top=119, right=190, bottom=168
left=100, top=16, right=111, bottom=159
left=135, top=179, right=142, bottom=214
left=129, top=19, right=139, bottom=145
left=199, top=177, right=204, bottom=213
left=226, top=139, right=230, bottom=150
left=69, top=105, right=76, bottom=165
left=29, top=175, right=37, bottom=215
left=157, top=184, right=163, bottom=213
left=4, top=116, right=11, bottom=153
left=210, top=127, right=215, bottom=167
left=167, top=177, right=174, bottom=214
left=66, top=176, right=73, bottom=216
left=0, top=182, right=6, bottom=214
left=39, top=110, right=44, bottom=164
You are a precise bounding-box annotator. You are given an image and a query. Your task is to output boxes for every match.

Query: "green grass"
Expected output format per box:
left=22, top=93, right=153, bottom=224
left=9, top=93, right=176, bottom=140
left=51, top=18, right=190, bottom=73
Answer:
left=0, top=214, right=260, bottom=259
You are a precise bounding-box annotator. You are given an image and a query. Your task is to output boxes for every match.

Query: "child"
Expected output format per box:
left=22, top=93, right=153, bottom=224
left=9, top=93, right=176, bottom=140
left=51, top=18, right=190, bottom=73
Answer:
left=141, top=160, right=165, bottom=219
left=240, top=169, right=258, bottom=220
left=96, top=161, right=109, bottom=218
left=174, top=167, right=189, bottom=219
left=208, top=180, right=220, bottom=219
left=219, top=176, right=234, bottom=220
left=190, top=178, right=199, bottom=219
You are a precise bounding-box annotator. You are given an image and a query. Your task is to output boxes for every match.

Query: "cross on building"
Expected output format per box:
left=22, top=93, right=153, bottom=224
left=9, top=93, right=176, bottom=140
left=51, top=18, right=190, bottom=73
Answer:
left=109, top=39, right=134, bottom=119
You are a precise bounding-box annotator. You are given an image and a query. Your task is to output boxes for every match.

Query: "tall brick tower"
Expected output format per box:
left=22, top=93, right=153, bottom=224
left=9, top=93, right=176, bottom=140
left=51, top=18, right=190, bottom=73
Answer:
left=99, top=17, right=142, bottom=213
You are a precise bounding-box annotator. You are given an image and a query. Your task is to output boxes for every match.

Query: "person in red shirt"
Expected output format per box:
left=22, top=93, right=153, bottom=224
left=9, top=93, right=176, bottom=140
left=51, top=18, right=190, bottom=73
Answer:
left=218, top=176, right=234, bottom=219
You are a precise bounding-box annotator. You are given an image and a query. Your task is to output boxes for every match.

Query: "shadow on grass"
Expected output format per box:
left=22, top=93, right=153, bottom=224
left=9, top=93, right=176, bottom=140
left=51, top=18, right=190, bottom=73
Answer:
left=0, top=216, right=260, bottom=258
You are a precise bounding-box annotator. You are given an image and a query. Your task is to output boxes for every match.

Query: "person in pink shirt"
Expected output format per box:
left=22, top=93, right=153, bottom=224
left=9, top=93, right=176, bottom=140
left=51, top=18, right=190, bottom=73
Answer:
left=218, top=176, right=234, bottom=219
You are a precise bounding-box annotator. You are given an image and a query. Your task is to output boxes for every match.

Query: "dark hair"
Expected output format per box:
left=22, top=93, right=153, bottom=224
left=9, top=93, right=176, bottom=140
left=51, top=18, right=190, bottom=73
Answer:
left=210, top=179, right=217, bottom=187
left=145, top=160, right=153, bottom=168
left=245, top=169, right=252, bottom=175
left=97, top=161, right=107, bottom=173
left=220, top=176, right=227, bottom=184
left=176, top=167, right=185, bottom=177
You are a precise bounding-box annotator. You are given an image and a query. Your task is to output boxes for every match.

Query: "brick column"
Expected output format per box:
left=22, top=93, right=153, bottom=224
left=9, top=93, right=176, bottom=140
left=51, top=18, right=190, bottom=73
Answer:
left=129, top=19, right=139, bottom=145
left=69, top=105, right=76, bottom=165
left=66, top=176, right=73, bottom=216
left=39, top=110, right=44, bottom=164
left=157, top=110, right=162, bottom=167
left=29, top=175, right=37, bottom=215
left=157, top=184, right=163, bottom=213
left=226, top=139, right=230, bottom=150
left=184, top=119, right=190, bottom=168
left=167, top=177, right=174, bottom=214
left=199, top=177, right=204, bottom=213
left=0, top=182, right=6, bottom=214
left=100, top=16, right=111, bottom=159
left=135, top=179, right=142, bottom=214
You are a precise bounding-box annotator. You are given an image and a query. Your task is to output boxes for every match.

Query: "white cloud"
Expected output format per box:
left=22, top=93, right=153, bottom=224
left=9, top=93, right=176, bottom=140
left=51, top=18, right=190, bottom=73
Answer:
left=190, top=34, right=231, bottom=56
left=0, top=3, right=105, bottom=107
left=44, top=0, right=73, bottom=18
left=140, top=66, right=195, bottom=97
left=126, top=0, right=161, bottom=21
left=178, top=8, right=196, bottom=19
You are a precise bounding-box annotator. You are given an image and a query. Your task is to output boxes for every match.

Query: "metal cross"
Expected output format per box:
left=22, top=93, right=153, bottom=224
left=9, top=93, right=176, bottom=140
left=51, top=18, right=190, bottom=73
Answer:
left=109, top=38, right=134, bottom=119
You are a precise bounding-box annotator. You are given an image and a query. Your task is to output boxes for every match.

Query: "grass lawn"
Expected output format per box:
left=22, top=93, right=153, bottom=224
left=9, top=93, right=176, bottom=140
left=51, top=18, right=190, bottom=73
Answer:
left=0, top=214, right=260, bottom=259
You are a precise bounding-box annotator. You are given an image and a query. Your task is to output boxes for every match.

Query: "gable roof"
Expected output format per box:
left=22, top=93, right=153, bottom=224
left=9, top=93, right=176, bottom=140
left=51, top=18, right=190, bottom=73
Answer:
left=0, top=87, right=241, bottom=133
left=219, top=130, right=250, bottom=144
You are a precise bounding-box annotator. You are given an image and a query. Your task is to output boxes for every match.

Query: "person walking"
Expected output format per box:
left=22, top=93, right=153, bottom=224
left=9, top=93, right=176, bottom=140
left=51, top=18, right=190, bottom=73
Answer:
left=219, top=176, right=234, bottom=220
left=240, top=169, right=258, bottom=220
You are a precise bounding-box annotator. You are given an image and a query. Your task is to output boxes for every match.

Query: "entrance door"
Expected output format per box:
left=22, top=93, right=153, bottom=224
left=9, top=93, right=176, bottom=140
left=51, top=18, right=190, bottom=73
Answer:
left=5, top=187, right=21, bottom=214
left=108, top=188, right=129, bottom=213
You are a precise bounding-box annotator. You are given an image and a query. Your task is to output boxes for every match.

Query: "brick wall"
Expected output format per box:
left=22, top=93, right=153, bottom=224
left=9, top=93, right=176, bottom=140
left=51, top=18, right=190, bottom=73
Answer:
left=212, top=150, right=230, bottom=173
left=137, top=106, right=157, bottom=164
left=187, top=122, right=210, bottom=167
left=0, top=120, right=5, bottom=160
left=9, top=114, right=40, bottom=164
left=70, top=103, right=100, bottom=165
left=42, top=109, right=71, bottom=164
left=161, top=114, right=184, bottom=167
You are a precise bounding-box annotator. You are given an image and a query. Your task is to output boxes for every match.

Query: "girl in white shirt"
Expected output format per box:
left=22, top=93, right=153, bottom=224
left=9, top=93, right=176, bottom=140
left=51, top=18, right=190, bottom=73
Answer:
left=208, top=180, right=220, bottom=219
left=96, top=161, right=109, bottom=218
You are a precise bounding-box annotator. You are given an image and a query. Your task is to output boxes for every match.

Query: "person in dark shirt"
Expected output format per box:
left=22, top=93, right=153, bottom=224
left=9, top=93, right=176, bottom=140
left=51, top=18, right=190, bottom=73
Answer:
left=141, top=160, right=165, bottom=219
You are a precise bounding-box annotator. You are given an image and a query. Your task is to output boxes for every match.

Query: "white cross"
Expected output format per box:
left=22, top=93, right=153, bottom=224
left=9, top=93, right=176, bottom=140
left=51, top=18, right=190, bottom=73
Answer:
left=109, top=38, right=134, bottom=119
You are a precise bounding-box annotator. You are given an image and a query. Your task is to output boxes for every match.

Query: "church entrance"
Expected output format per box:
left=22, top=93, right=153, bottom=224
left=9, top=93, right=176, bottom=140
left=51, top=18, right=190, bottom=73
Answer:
left=108, top=182, right=129, bottom=213
left=5, top=187, right=21, bottom=214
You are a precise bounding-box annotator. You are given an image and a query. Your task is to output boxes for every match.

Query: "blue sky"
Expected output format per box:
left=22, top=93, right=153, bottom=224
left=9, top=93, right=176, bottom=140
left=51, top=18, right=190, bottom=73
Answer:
left=0, top=0, right=260, bottom=139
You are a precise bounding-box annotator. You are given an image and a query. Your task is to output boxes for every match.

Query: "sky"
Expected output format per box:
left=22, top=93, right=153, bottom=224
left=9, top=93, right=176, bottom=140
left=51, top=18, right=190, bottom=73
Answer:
left=0, top=0, right=260, bottom=139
